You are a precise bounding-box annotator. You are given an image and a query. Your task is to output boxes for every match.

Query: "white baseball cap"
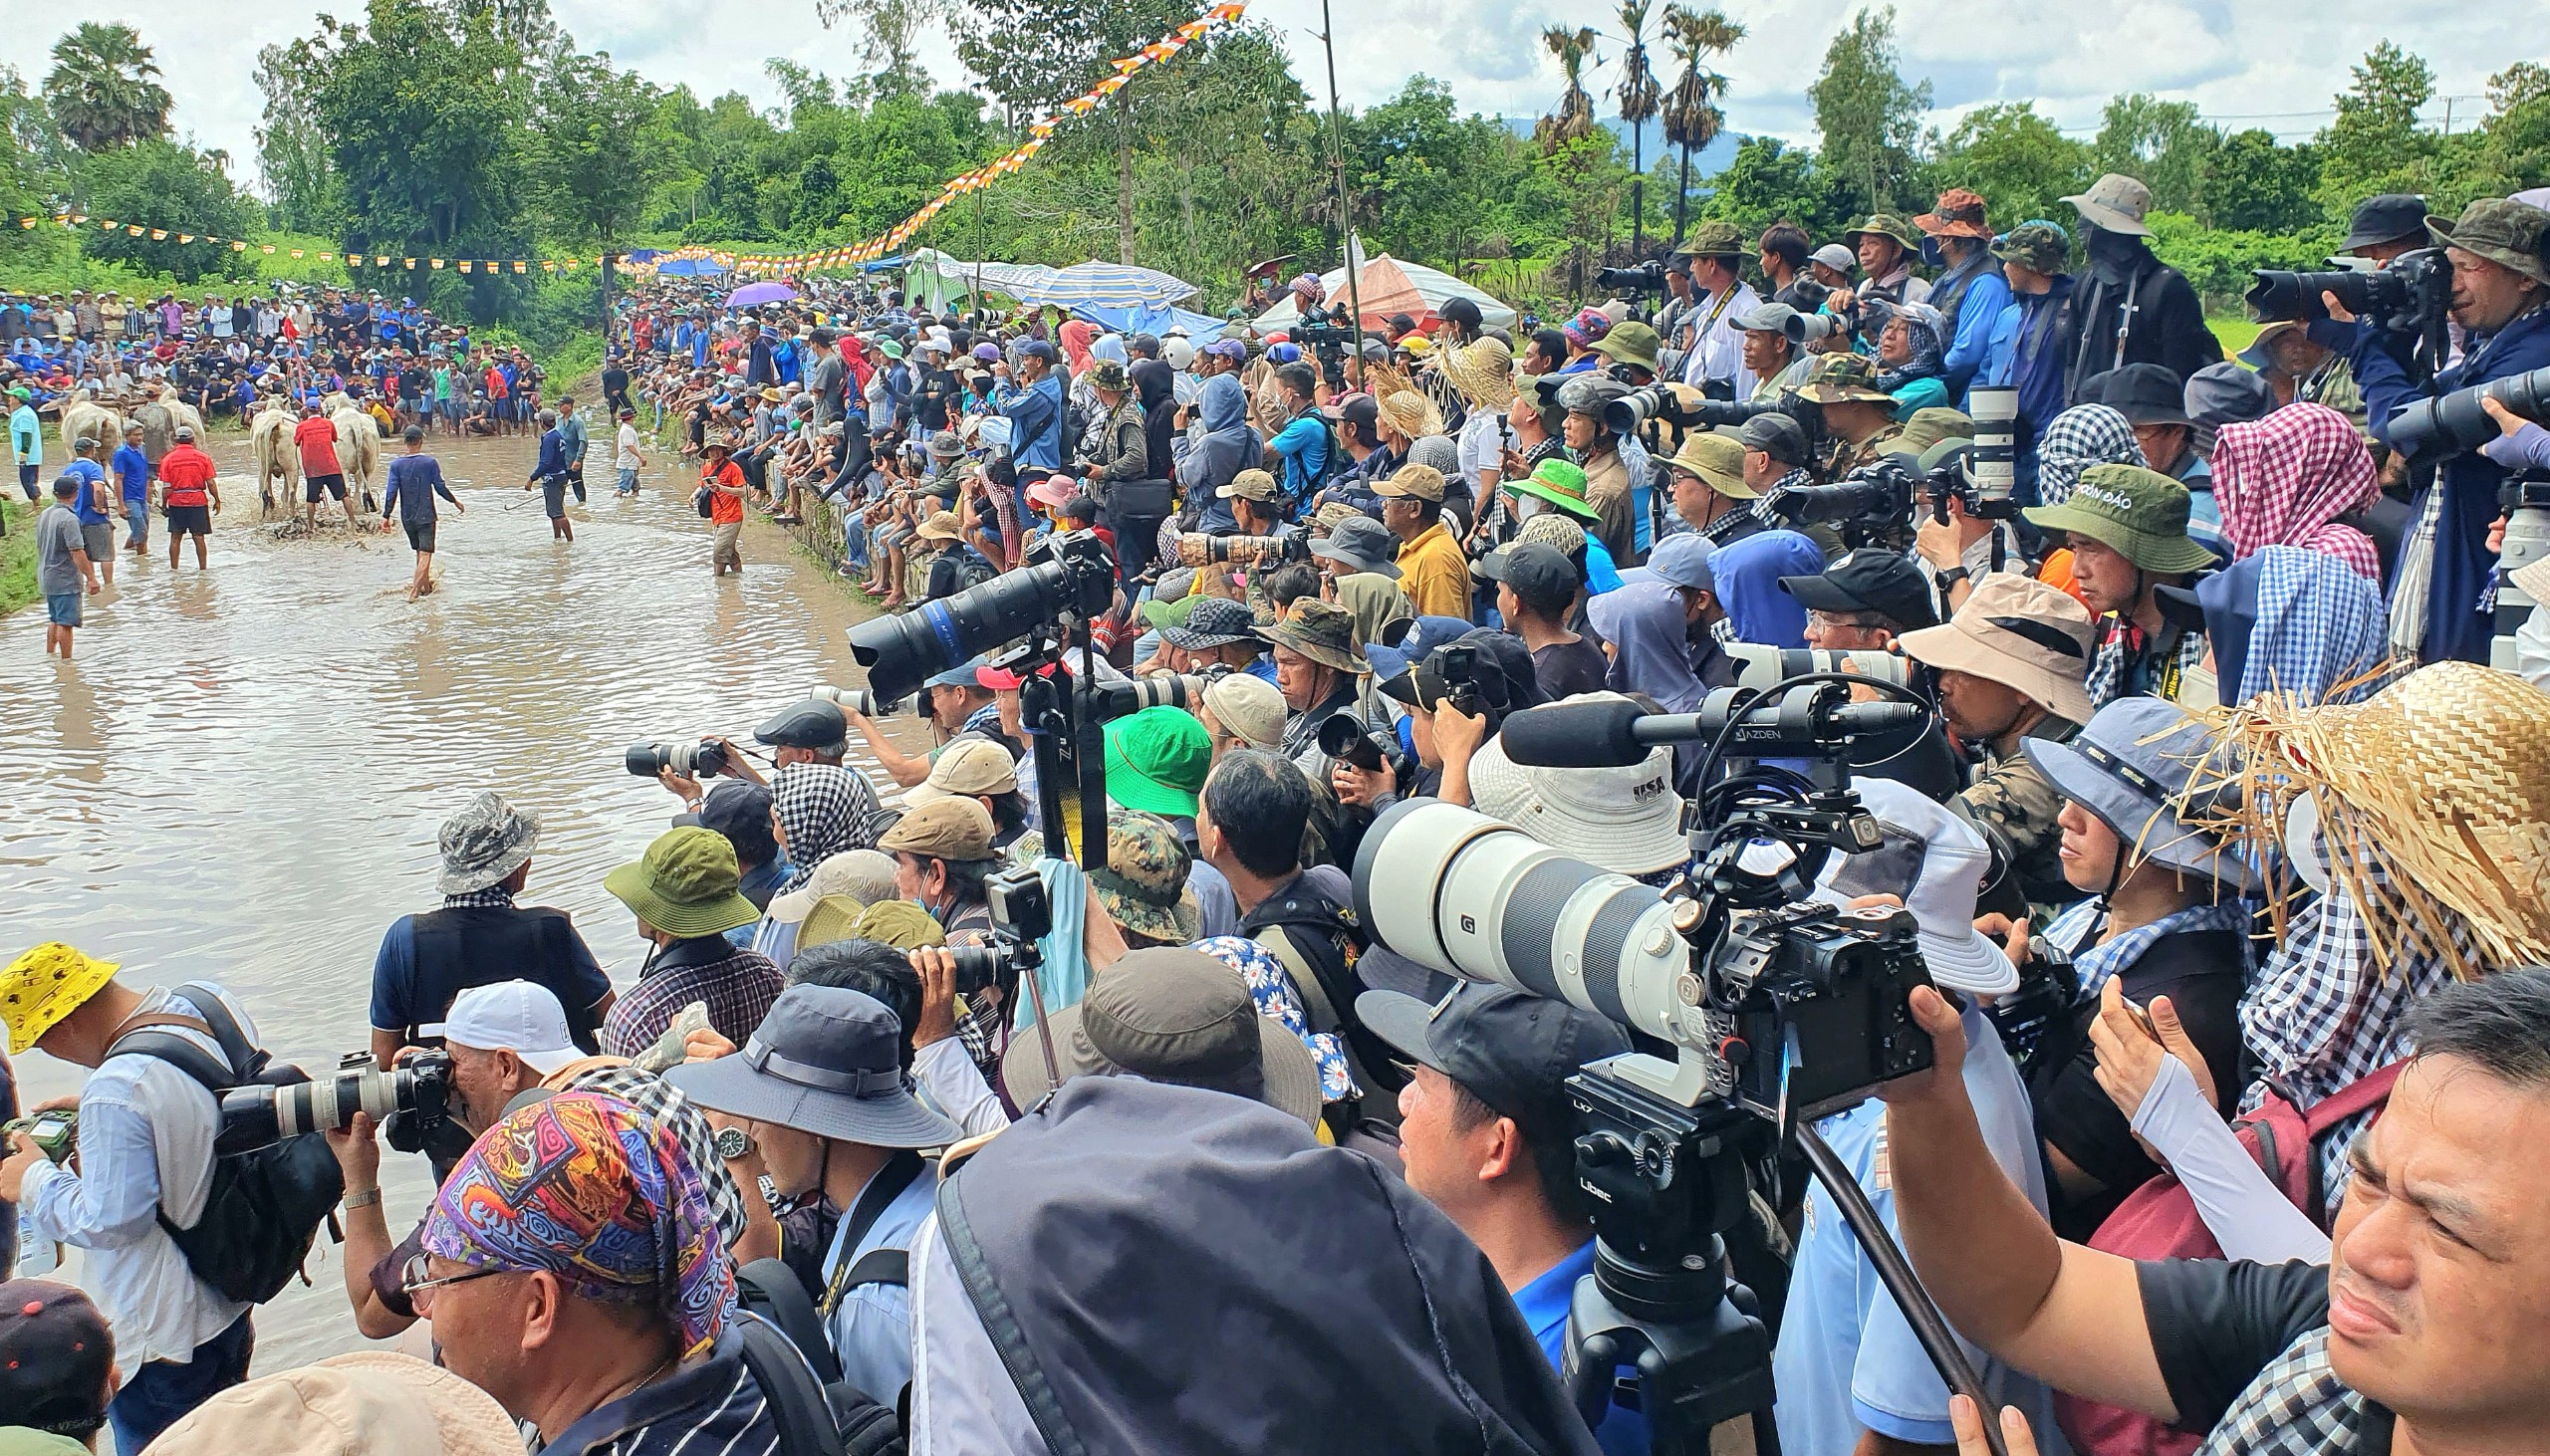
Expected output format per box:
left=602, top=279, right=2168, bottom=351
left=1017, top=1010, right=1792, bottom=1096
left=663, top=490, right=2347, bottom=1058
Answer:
left=441, top=981, right=582, bottom=1075
left=1806, top=778, right=2018, bottom=996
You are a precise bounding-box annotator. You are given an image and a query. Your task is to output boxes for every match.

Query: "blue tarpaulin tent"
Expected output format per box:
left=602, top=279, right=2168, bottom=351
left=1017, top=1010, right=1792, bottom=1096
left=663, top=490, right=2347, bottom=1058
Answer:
left=654, top=257, right=729, bottom=277
left=1069, top=301, right=1228, bottom=344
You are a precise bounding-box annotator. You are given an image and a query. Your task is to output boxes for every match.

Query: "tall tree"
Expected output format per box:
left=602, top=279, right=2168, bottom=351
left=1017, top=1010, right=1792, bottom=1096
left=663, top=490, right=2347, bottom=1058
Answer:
left=2314, top=41, right=2439, bottom=210
left=531, top=50, right=679, bottom=324
left=2092, top=93, right=2207, bottom=214
left=1658, top=4, right=1742, bottom=245
left=256, top=40, right=340, bottom=232
left=78, top=139, right=255, bottom=281
left=952, top=0, right=1200, bottom=263
left=1805, top=4, right=1929, bottom=215
left=1536, top=27, right=1597, bottom=151
left=1932, top=102, right=2089, bottom=232
left=1613, top=1, right=1660, bottom=256
left=42, top=22, right=171, bottom=152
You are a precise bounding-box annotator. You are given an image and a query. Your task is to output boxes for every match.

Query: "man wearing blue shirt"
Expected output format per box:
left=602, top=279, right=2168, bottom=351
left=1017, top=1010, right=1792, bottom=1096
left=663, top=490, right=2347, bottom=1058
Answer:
left=1913, top=189, right=2012, bottom=406
left=113, top=420, right=152, bottom=554
left=380, top=426, right=465, bottom=600
left=1359, top=982, right=1649, bottom=1455
left=8, top=384, right=40, bottom=503
left=63, top=434, right=116, bottom=587
left=666, top=983, right=962, bottom=1414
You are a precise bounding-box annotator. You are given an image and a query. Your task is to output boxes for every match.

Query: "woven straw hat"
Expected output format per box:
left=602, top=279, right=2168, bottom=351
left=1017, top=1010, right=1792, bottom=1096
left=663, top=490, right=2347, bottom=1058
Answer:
left=2181, top=661, right=2550, bottom=978
left=1375, top=389, right=1443, bottom=439
left=1442, top=338, right=1516, bottom=409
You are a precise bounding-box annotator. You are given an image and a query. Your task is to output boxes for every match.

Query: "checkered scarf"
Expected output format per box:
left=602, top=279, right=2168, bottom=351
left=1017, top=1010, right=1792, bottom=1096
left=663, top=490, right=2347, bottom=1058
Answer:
left=440, top=887, right=517, bottom=909
left=771, top=762, right=895, bottom=892
left=2237, top=547, right=2391, bottom=706
left=2044, top=896, right=2253, bottom=999
left=2035, top=404, right=2143, bottom=506
left=2211, top=404, right=2383, bottom=581
left=2192, top=1328, right=2380, bottom=1456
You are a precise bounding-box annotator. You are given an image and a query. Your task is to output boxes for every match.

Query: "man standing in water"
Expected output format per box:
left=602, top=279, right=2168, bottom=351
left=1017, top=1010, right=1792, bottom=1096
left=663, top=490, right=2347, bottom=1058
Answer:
left=381, top=425, right=463, bottom=600
left=703, top=435, right=747, bottom=576
left=156, top=426, right=220, bottom=571
left=294, top=399, right=355, bottom=531
left=523, top=407, right=572, bottom=543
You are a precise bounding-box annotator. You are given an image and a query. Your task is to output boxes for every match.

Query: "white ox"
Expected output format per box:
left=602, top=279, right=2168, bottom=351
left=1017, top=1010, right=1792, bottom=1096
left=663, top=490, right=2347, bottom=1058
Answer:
left=247, top=407, right=301, bottom=516
left=330, top=408, right=383, bottom=517
left=58, top=400, right=123, bottom=458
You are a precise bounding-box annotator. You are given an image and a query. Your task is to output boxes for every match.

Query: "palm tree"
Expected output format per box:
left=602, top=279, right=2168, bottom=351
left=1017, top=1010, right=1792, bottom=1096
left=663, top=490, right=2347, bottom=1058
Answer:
left=1615, top=1, right=1662, bottom=257
left=1659, top=5, right=1744, bottom=246
left=43, top=22, right=171, bottom=152
left=1535, top=26, right=1597, bottom=152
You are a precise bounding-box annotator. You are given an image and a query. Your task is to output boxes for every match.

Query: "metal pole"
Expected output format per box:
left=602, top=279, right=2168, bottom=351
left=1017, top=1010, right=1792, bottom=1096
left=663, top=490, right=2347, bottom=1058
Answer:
left=973, top=184, right=987, bottom=315
left=1318, top=0, right=1366, bottom=371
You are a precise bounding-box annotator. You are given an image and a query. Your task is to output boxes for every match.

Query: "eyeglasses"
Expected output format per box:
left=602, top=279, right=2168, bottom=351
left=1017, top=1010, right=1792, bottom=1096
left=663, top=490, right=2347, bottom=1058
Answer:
left=1806, top=610, right=1889, bottom=632
left=399, top=1253, right=507, bottom=1307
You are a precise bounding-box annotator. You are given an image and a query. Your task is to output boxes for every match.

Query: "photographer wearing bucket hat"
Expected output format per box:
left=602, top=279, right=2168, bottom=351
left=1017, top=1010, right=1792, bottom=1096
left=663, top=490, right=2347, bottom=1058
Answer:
left=2325, top=196, right=2550, bottom=663
left=599, top=827, right=783, bottom=1058
left=1661, top=430, right=1766, bottom=543
left=1896, top=574, right=2098, bottom=912
left=1914, top=189, right=2012, bottom=400
left=669, top=984, right=959, bottom=1409
left=2058, top=173, right=2218, bottom=401
left=0, top=946, right=264, bottom=1453
left=1842, top=212, right=1931, bottom=314
left=1669, top=221, right=1763, bottom=398
left=2020, top=697, right=2256, bottom=1237
left=2025, top=461, right=2216, bottom=708
left=1773, top=776, right=2058, bottom=1456
left=1796, top=352, right=1905, bottom=478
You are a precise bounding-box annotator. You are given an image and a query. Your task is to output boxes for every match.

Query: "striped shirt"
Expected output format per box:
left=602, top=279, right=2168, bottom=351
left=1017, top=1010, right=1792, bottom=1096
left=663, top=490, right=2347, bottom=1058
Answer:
left=540, top=1326, right=784, bottom=1456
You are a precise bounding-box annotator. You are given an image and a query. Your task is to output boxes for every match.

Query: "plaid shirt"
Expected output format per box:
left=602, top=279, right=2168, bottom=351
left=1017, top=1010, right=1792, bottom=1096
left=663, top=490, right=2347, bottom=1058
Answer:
left=2044, top=896, right=2252, bottom=999
left=600, top=940, right=783, bottom=1060
left=2085, top=612, right=2208, bottom=709
left=2194, top=1328, right=2387, bottom=1456
left=557, top=1063, right=751, bottom=1249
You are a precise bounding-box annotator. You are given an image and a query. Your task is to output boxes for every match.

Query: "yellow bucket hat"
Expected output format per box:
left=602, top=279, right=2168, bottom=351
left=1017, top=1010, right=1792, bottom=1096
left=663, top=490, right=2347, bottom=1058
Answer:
left=3, top=942, right=121, bottom=1054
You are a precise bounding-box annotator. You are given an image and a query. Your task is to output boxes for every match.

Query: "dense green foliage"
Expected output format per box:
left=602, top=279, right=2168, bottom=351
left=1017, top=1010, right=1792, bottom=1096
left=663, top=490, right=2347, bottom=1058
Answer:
left=2, top=0, right=2545, bottom=328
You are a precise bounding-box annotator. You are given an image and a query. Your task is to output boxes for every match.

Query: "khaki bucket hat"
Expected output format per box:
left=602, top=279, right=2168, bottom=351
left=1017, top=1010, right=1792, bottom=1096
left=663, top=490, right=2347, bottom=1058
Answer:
left=1896, top=573, right=2099, bottom=725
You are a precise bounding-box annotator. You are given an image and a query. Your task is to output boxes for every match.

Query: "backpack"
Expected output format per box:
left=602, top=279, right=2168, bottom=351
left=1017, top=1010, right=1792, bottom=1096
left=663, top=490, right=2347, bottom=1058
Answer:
left=695, top=482, right=716, bottom=518
left=729, top=1148, right=924, bottom=1456
left=106, top=984, right=345, bottom=1306
left=2053, top=1063, right=2407, bottom=1456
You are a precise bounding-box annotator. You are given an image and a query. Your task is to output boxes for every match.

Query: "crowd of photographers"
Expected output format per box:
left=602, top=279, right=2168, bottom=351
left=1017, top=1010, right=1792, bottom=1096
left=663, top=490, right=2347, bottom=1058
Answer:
left=5, top=175, right=2550, bottom=1456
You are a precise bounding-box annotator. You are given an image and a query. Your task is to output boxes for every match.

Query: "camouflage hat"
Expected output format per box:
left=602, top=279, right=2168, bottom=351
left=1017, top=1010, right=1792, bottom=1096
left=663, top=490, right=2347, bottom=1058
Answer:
left=1255, top=598, right=1369, bottom=674
left=1992, top=220, right=2071, bottom=275
left=1673, top=220, right=1748, bottom=259
left=1913, top=188, right=1992, bottom=240
left=1089, top=811, right=1203, bottom=943
left=1310, top=500, right=1364, bottom=536
left=2022, top=463, right=2218, bottom=576
left=438, top=791, right=543, bottom=894
left=1517, top=511, right=1588, bottom=556
left=1843, top=213, right=1920, bottom=251
left=2428, top=198, right=2550, bottom=287
left=1588, top=321, right=1661, bottom=374
left=1086, top=358, right=1131, bottom=392
left=1792, top=352, right=1892, bottom=404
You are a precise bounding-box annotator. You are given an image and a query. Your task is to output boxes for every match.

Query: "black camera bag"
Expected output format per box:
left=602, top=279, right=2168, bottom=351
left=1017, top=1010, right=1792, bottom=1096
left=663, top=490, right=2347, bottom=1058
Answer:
left=105, top=983, right=344, bottom=1305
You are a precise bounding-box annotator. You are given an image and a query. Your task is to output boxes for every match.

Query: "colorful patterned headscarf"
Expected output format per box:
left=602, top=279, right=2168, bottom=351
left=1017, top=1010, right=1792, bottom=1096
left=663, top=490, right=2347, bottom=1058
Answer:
left=2209, top=402, right=2383, bottom=581
left=2035, top=403, right=2144, bottom=507
left=1562, top=307, right=1613, bottom=352
left=421, top=1091, right=734, bottom=1358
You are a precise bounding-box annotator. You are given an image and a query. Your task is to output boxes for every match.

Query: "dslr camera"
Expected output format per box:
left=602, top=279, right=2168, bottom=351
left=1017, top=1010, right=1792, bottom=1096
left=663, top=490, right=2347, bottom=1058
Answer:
left=1597, top=259, right=1669, bottom=296
left=1768, top=455, right=1922, bottom=548
left=216, top=1049, right=455, bottom=1156
left=944, top=863, right=1053, bottom=999
left=626, top=739, right=731, bottom=779
left=2247, top=248, right=2454, bottom=376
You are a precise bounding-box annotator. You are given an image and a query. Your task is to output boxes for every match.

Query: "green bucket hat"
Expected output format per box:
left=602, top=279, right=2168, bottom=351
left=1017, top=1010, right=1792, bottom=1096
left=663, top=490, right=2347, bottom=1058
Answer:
left=1792, top=352, right=1892, bottom=404
left=1502, top=457, right=1602, bottom=520
left=2427, top=198, right=2550, bottom=287
left=604, top=827, right=761, bottom=939
left=1141, top=594, right=1201, bottom=631
left=1588, top=321, right=1661, bottom=374
left=1992, top=220, right=2071, bottom=276
left=1889, top=406, right=1974, bottom=459
left=1844, top=213, right=1920, bottom=251
left=1510, top=372, right=1566, bottom=436
left=1103, top=704, right=1212, bottom=819
left=1254, top=598, right=1369, bottom=675
left=1673, top=220, right=1747, bottom=260
left=2022, top=463, right=2218, bottom=575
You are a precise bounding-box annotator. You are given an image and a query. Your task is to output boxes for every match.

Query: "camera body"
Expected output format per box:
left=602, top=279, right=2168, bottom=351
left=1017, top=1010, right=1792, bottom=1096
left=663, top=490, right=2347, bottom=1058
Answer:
left=1768, top=456, right=1920, bottom=546
left=2, top=1109, right=78, bottom=1163
left=1714, top=901, right=1933, bottom=1120
left=626, top=738, right=730, bottom=780
left=944, top=863, right=1052, bottom=999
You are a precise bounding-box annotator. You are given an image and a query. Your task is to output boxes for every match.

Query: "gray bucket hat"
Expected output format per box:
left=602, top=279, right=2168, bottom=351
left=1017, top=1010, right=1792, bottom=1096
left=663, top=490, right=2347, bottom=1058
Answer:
left=2063, top=172, right=2155, bottom=238
left=1309, top=515, right=1402, bottom=579
left=2022, top=697, right=2256, bottom=890
left=666, top=985, right=961, bottom=1148
left=437, top=791, right=542, bottom=894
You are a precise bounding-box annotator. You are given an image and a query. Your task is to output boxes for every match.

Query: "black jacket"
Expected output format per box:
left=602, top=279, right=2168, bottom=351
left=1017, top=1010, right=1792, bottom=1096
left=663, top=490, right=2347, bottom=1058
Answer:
left=2064, top=243, right=2218, bottom=404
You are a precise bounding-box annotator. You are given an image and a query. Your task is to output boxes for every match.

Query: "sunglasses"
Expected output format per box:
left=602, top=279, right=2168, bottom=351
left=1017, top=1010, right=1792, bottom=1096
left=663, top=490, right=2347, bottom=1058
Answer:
left=399, top=1252, right=507, bottom=1307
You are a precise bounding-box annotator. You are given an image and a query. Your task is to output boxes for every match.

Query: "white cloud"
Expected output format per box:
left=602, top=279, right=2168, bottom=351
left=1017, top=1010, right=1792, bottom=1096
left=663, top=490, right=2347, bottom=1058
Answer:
left=2, top=0, right=2534, bottom=202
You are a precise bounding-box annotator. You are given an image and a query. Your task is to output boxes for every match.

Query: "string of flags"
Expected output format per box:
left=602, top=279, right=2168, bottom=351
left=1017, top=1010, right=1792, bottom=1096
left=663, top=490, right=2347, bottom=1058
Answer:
left=634, top=0, right=1249, bottom=279
left=11, top=214, right=605, bottom=274
left=13, top=0, right=1245, bottom=288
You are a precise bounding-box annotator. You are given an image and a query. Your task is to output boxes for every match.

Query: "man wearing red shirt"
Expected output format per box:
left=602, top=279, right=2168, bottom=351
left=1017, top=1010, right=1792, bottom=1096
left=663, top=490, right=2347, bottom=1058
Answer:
left=703, top=436, right=746, bottom=576
left=482, top=363, right=511, bottom=436
left=156, top=425, right=222, bottom=569
left=292, top=401, right=353, bottom=529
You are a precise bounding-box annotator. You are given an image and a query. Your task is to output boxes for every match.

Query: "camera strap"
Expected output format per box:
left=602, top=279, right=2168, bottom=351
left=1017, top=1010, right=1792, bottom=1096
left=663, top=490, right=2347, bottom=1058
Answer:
left=819, top=1147, right=925, bottom=1317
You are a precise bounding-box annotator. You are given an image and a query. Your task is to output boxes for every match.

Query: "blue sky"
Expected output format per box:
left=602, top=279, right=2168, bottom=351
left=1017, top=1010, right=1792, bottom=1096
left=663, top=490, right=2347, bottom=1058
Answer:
left=5, top=0, right=2538, bottom=199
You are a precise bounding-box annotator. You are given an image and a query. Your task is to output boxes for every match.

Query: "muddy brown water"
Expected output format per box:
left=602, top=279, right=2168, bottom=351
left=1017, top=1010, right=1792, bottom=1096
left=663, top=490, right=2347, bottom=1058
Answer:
left=0, top=426, right=929, bottom=1375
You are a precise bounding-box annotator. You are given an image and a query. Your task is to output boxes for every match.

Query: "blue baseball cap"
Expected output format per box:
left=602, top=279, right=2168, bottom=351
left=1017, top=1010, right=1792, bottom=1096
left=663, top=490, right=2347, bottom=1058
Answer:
left=925, top=655, right=992, bottom=690
left=1363, top=614, right=1473, bottom=679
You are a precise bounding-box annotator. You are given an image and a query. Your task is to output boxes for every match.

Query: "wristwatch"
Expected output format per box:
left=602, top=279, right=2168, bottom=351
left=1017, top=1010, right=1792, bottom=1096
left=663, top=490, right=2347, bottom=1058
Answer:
left=1934, top=567, right=1970, bottom=589
left=715, top=1126, right=758, bottom=1162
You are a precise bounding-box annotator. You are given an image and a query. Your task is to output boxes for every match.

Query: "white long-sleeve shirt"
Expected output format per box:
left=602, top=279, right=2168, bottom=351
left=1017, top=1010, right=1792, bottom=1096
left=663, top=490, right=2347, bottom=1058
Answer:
left=1675, top=281, right=1760, bottom=399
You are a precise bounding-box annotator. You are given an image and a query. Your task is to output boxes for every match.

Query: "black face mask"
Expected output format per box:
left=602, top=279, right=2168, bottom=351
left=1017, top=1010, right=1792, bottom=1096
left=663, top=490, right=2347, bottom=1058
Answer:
left=2082, top=223, right=2148, bottom=286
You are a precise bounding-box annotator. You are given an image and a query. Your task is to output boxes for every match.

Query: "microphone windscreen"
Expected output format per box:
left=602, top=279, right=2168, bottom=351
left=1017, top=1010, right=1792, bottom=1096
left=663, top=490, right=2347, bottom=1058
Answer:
left=1497, top=698, right=1650, bottom=768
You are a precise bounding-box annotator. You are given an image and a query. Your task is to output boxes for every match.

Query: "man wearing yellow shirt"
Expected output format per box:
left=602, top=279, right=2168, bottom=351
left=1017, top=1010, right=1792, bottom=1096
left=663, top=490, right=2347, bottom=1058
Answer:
left=1376, top=463, right=1471, bottom=619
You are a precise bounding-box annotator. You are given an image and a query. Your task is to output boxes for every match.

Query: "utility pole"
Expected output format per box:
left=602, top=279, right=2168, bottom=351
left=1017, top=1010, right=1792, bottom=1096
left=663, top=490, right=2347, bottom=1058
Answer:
left=1316, top=0, right=1366, bottom=369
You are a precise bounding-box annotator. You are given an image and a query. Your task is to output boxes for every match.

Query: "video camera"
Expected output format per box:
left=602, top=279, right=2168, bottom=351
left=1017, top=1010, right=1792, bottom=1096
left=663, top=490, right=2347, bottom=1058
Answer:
left=943, top=862, right=1052, bottom=999
left=1294, top=304, right=1358, bottom=386
left=2247, top=247, right=2454, bottom=379
left=1352, top=675, right=2006, bottom=1451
